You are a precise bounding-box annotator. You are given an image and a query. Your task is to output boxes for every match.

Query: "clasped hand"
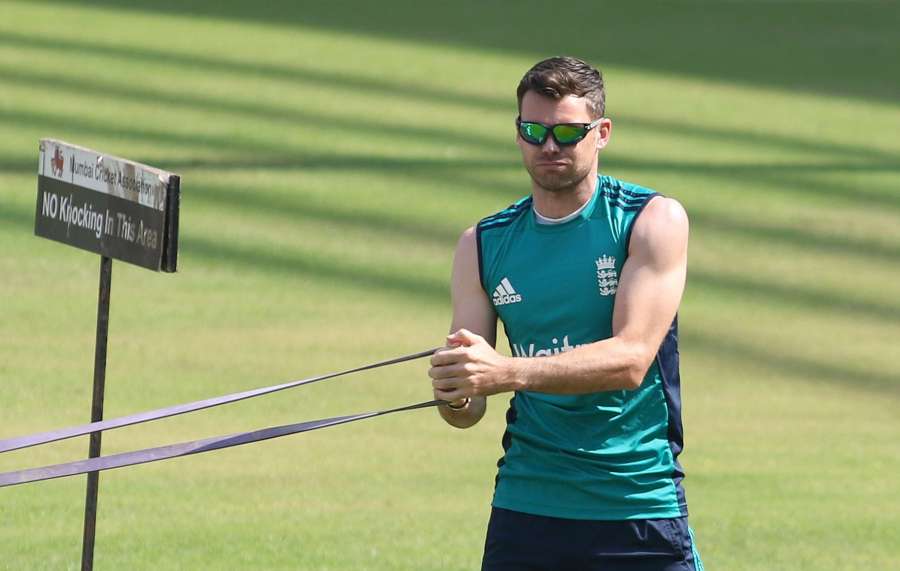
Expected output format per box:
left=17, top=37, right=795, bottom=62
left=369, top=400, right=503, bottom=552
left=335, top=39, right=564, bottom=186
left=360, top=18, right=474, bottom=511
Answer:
left=429, top=329, right=518, bottom=402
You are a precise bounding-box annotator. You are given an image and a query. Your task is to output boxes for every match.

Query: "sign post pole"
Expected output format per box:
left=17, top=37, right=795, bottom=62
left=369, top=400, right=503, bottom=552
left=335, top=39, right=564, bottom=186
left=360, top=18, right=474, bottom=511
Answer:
left=81, top=255, right=112, bottom=571
left=33, top=139, right=180, bottom=570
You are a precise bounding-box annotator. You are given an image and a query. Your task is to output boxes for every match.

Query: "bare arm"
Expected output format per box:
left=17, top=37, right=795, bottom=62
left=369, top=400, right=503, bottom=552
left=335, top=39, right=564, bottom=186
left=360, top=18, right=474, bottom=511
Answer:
left=432, top=226, right=495, bottom=428
left=429, top=196, right=688, bottom=397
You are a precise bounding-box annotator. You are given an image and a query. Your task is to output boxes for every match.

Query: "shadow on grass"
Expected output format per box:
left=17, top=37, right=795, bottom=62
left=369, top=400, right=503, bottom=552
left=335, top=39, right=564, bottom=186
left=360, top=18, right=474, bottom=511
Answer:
left=686, top=330, right=900, bottom=397
left=188, top=183, right=459, bottom=249
left=6, top=57, right=898, bottom=220
left=690, top=268, right=900, bottom=326
left=0, top=65, right=510, bottom=157
left=0, top=107, right=287, bottom=159
left=3, top=144, right=898, bottom=280
left=61, top=0, right=900, bottom=106
left=6, top=193, right=900, bottom=331
left=170, top=153, right=900, bottom=223
left=617, top=115, right=900, bottom=165
left=0, top=29, right=510, bottom=115
left=2, top=205, right=896, bottom=395
left=0, top=106, right=518, bottom=179
left=606, top=157, right=900, bottom=212
left=190, top=175, right=900, bottom=272
left=181, top=233, right=448, bottom=303
left=6, top=134, right=897, bottom=274
left=5, top=29, right=898, bottom=193
left=689, top=212, right=900, bottom=267
left=3, top=106, right=897, bottom=287
left=4, top=29, right=898, bottom=167
left=3, top=23, right=897, bottom=333
left=0, top=204, right=447, bottom=303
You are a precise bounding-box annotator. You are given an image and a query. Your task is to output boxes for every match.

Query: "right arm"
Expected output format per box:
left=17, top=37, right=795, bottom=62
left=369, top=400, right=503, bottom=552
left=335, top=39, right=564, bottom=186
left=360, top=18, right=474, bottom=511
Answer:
left=432, top=226, right=495, bottom=428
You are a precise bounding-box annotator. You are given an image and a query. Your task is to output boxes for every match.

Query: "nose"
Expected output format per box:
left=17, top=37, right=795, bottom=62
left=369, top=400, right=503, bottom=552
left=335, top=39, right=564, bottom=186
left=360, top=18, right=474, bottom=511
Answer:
left=540, top=136, right=560, bottom=153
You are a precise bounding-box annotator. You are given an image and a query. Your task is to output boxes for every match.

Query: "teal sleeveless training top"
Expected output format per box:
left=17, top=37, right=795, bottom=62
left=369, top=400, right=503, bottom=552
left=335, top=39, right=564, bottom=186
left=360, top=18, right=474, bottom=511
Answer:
left=476, top=174, right=688, bottom=520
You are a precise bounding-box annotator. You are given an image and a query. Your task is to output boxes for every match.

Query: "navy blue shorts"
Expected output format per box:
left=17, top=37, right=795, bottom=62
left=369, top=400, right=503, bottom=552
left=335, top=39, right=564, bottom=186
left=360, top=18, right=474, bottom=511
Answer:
left=482, top=507, right=703, bottom=571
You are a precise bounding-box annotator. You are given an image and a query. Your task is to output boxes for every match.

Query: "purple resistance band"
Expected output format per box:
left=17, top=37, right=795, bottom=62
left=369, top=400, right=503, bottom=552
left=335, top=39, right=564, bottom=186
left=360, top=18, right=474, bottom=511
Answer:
left=0, top=348, right=442, bottom=488
left=0, top=348, right=438, bottom=454
left=0, top=400, right=442, bottom=488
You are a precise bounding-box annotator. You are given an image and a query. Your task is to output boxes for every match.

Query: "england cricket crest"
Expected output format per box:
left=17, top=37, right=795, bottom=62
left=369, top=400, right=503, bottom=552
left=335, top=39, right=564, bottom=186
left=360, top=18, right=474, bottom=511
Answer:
left=596, top=255, right=618, bottom=296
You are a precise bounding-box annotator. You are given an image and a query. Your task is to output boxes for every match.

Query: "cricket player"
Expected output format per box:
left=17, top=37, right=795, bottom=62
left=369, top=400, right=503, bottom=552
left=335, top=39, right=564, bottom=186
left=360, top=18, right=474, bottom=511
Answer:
left=428, top=56, right=703, bottom=570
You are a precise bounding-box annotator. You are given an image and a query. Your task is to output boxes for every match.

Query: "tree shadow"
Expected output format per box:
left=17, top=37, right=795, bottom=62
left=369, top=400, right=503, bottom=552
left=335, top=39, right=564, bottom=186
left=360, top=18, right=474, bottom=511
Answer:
left=59, top=0, right=900, bottom=105
left=187, top=182, right=459, bottom=248
left=4, top=136, right=897, bottom=277
left=0, top=29, right=510, bottom=116
left=689, top=268, right=900, bottom=326
left=2, top=204, right=896, bottom=396
left=5, top=51, right=897, bottom=217
left=4, top=11, right=898, bottom=379
left=607, top=157, right=900, bottom=209
left=0, top=204, right=448, bottom=303
left=4, top=96, right=897, bottom=277
left=6, top=171, right=898, bottom=330
left=686, top=331, right=899, bottom=397
left=618, top=116, right=900, bottom=166
left=689, top=211, right=900, bottom=267
left=3, top=29, right=896, bottom=167
left=180, top=232, right=448, bottom=303
left=0, top=107, right=286, bottom=159
left=0, top=65, right=511, bottom=157
left=0, top=107, right=516, bottom=188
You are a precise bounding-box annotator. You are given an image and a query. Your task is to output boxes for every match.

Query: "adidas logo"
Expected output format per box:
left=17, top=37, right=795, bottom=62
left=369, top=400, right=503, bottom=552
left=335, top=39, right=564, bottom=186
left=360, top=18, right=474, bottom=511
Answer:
left=493, top=277, right=522, bottom=306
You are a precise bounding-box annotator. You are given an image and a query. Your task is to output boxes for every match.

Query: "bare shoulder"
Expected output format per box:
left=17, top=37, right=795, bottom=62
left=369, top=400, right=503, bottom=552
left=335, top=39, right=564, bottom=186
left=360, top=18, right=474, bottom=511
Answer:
left=458, top=225, right=477, bottom=244
left=455, top=225, right=478, bottom=257
left=629, top=196, right=689, bottom=261
left=451, top=224, right=493, bottom=318
left=452, top=225, right=481, bottom=275
left=639, top=196, right=688, bottom=229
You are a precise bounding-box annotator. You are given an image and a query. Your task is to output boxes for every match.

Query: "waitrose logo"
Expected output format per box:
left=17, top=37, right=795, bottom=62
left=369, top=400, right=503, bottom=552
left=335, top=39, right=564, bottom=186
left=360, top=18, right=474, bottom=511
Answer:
left=511, top=335, right=586, bottom=357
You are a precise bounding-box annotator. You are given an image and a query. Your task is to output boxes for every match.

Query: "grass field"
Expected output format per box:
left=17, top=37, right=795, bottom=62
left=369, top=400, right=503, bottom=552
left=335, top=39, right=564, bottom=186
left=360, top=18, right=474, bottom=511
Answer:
left=1, top=1, right=899, bottom=569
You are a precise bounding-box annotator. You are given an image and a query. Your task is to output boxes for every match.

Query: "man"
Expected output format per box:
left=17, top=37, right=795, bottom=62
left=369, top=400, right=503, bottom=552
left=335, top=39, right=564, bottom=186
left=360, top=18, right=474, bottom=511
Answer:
left=428, top=57, right=703, bottom=570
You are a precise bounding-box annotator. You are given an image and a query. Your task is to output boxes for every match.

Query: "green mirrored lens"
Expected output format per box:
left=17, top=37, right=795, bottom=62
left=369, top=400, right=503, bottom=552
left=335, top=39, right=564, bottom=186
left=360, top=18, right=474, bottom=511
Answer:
left=552, top=124, right=586, bottom=144
left=520, top=122, right=548, bottom=144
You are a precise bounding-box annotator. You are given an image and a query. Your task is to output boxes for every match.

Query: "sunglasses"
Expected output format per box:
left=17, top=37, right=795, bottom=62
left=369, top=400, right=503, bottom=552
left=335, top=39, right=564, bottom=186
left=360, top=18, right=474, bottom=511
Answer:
left=516, top=117, right=603, bottom=146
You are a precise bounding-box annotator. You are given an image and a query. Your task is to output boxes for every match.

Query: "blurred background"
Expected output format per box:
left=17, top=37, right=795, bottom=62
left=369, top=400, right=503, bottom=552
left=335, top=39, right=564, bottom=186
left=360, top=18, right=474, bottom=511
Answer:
left=1, top=1, right=898, bottom=569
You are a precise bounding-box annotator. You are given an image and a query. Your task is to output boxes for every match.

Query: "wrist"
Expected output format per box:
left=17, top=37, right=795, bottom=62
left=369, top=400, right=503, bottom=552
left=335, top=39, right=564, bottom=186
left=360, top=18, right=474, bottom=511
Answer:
left=504, top=357, right=527, bottom=392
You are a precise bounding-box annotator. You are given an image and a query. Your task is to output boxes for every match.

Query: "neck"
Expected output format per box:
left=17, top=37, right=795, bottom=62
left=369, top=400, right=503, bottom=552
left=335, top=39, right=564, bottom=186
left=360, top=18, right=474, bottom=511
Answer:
left=531, top=173, right=599, bottom=219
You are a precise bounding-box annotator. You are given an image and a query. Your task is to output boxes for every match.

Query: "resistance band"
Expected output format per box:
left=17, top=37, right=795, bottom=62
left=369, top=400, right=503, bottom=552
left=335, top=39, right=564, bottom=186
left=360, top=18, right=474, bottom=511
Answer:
left=0, top=348, right=438, bottom=454
left=0, top=348, right=442, bottom=488
left=0, top=400, right=441, bottom=488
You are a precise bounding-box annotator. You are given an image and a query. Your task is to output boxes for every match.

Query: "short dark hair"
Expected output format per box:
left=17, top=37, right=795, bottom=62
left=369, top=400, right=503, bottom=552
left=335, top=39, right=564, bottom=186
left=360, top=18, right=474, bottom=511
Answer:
left=516, top=56, right=605, bottom=118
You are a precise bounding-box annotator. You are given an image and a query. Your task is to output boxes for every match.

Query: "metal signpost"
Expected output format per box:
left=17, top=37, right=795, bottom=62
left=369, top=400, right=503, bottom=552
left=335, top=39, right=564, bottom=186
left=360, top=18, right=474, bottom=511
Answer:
left=33, top=139, right=180, bottom=571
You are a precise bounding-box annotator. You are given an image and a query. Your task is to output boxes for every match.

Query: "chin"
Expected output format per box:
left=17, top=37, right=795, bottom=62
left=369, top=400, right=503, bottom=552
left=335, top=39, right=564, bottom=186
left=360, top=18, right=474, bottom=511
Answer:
left=528, top=161, right=595, bottom=190
left=530, top=172, right=582, bottom=193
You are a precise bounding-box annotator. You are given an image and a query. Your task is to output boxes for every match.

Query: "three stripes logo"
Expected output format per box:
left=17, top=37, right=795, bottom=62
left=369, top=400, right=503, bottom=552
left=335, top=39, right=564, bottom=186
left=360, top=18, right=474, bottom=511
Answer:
left=493, top=277, right=522, bottom=306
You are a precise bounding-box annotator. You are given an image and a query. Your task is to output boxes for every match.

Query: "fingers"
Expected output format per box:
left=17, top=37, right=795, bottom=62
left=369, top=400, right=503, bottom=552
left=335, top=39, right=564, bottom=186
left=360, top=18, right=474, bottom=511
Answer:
left=446, top=328, right=484, bottom=347
left=431, top=377, right=462, bottom=391
left=430, top=346, right=467, bottom=367
left=431, top=374, right=472, bottom=402
left=433, top=386, right=466, bottom=403
left=428, top=361, right=469, bottom=380
left=430, top=329, right=487, bottom=403
left=432, top=329, right=486, bottom=366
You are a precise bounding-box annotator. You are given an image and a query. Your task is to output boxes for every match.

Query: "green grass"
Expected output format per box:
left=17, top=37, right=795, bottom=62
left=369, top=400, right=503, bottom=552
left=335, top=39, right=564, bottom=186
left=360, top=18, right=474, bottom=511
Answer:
left=1, top=1, right=899, bottom=569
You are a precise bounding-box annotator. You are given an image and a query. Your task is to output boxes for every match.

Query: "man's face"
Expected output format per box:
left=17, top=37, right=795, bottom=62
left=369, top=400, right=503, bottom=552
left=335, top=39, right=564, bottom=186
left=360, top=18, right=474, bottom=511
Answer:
left=516, top=91, right=611, bottom=193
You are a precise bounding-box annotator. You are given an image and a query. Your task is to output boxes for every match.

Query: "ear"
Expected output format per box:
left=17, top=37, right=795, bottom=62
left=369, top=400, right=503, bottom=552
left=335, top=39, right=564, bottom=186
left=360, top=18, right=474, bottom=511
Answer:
left=596, top=118, right=613, bottom=151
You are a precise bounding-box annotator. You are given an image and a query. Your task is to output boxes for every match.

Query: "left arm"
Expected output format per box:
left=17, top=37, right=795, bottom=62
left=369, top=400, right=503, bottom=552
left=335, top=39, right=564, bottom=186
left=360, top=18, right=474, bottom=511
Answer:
left=429, top=196, right=688, bottom=398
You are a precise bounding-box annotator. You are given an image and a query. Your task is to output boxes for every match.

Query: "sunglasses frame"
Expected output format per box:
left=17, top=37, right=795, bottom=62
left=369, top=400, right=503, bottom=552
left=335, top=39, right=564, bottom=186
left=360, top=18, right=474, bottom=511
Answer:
left=516, top=117, right=604, bottom=146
